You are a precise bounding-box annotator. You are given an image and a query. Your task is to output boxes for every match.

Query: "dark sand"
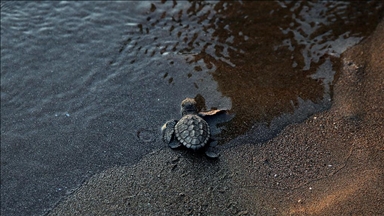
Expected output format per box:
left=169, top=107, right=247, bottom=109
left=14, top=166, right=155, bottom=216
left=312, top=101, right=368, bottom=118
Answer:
left=49, top=20, right=384, bottom=215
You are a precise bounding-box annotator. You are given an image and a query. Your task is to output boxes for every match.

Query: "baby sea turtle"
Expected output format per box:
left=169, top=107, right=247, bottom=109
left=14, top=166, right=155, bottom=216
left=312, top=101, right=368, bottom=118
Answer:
left=161, top=98, right=219, bottom=158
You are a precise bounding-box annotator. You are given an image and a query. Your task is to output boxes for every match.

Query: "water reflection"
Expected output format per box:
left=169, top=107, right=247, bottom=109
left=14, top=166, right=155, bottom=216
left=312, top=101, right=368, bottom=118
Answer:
left=121, top=1, right=382, bottom=142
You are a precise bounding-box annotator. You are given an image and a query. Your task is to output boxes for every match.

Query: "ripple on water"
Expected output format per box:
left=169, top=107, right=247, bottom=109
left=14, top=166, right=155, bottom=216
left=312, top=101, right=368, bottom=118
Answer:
left=113, top=1, right=383, bottom=142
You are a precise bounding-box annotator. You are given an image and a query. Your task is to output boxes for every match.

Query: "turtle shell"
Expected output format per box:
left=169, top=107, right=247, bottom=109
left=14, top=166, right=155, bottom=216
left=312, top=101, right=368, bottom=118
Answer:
left=174, top=114, right=210, bottom=150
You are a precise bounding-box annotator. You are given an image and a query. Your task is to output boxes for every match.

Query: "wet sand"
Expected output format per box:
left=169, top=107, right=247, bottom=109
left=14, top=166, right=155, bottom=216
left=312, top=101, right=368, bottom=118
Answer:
left=49, top=20, right=383, bottom=215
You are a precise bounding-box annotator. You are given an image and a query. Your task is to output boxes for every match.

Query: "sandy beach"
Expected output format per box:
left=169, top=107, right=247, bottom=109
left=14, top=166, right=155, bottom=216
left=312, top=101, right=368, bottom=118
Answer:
left=49, top=20, right=384, bottom=215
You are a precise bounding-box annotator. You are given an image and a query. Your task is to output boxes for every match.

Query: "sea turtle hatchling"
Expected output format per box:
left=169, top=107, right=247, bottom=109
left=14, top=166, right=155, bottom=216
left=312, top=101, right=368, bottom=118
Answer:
left=161, top=98, right=219, bottom=158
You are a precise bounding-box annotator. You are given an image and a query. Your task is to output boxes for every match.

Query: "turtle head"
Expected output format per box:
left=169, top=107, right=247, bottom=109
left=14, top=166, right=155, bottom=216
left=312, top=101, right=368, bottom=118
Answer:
left=180, top=98, right=198, bottom=116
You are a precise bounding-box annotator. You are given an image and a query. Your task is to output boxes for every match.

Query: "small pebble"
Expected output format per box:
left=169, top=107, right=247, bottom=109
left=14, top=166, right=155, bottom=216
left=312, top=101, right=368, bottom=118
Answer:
left=237, top=210, right=248, bottom=215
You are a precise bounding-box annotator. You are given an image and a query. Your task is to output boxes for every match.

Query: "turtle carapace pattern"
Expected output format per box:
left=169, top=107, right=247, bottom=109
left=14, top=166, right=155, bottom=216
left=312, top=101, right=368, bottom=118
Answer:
left=174, top=114, right=210, bottom=150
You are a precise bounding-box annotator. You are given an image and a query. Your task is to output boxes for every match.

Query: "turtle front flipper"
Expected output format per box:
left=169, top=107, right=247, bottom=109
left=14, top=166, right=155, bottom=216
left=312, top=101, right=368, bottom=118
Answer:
left=161, top=119, right=178, bottom=143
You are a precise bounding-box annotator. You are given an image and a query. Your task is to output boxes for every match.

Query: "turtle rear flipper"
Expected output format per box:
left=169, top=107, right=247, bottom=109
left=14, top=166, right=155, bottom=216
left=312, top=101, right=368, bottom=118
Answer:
left=169, top=140, right=182, bottom=149
left=161, top=119, right=178, bottom=143
left=205, top=139, right=219, bottom=158
left=205, top=137, right=220, bottom=158
left=205, top=147, right=219, bottom=158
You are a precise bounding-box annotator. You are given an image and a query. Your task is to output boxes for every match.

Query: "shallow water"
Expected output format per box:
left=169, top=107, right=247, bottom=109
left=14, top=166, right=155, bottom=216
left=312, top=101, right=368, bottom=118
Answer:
left=1, top=1, right=383, bottom=215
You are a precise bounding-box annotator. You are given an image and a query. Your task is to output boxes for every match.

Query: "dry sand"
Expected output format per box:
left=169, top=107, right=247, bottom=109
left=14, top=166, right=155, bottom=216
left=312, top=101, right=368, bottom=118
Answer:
left=49, top=20, right=384, bottom=216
